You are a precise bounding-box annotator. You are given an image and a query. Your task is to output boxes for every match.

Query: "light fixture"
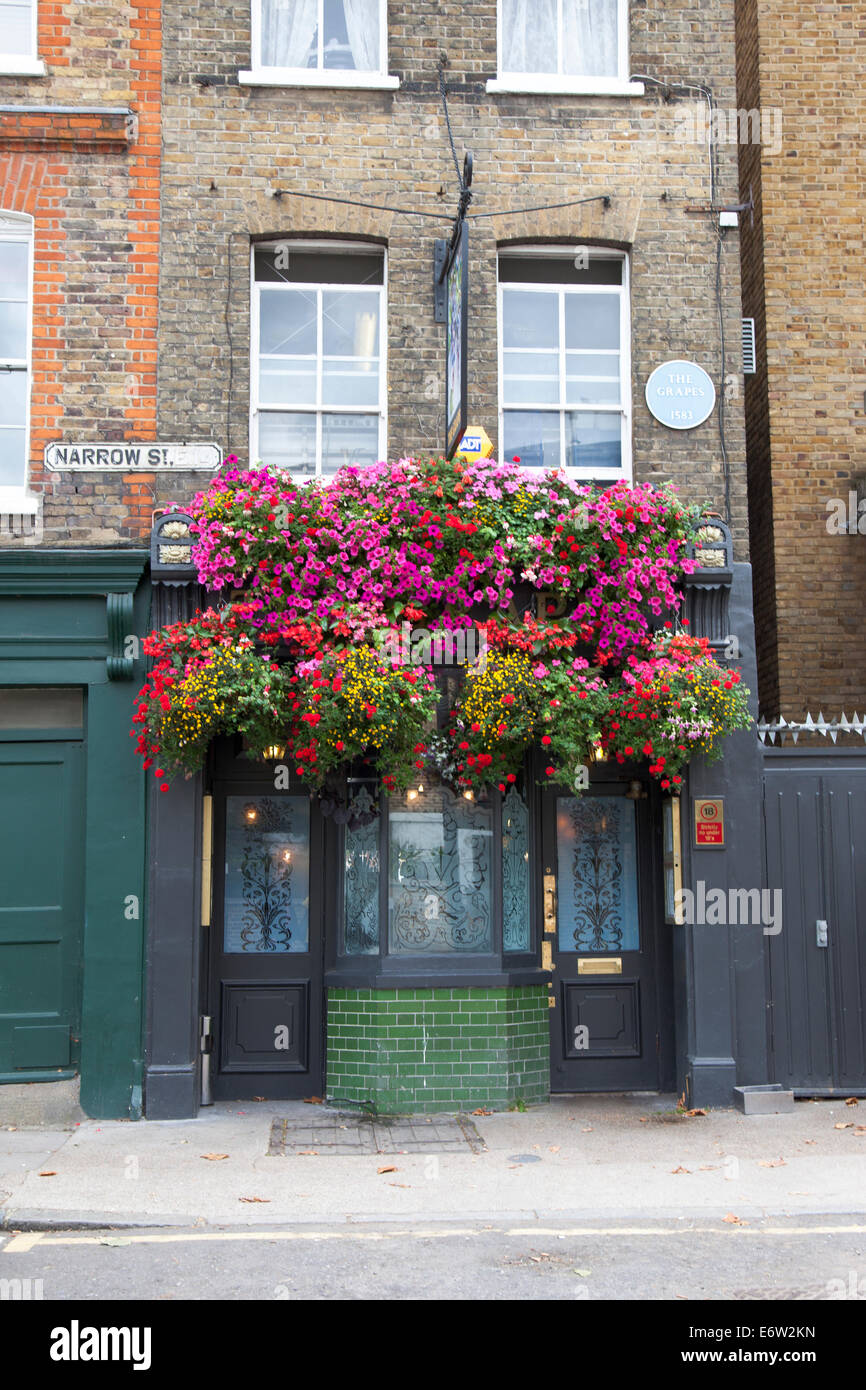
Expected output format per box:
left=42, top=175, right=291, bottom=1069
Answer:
left=463, top=789, right=474, bottom=800
left=625, top=779, right=647, bottom=800
left=407, top=789, right=418, bottom=801
left=261, top=743, right=285, bottom=761
left=282, top=849, right=292, bottom=862
left=244, top=804, right=258, bottom=822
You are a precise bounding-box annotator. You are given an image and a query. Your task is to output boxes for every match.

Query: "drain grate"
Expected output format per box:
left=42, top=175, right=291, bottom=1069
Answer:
left=267, top=1111, right=487, bottom=1157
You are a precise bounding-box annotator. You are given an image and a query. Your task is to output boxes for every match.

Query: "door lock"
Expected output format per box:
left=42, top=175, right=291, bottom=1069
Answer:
left=816, top=919, right=829, bottom=948
left=543, top=870, right=557, bottom=935
left=200, top=1015, right=214, bottom=1107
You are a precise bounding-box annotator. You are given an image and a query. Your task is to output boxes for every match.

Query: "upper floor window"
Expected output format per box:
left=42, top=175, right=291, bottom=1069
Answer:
left=242, top=0, right=398, bottom=88
left=0, top=0, right=44, bottom=75
left=0, top=212, right=32, bottom=494
left=251, top=241, right=386, bottom=479
left=488, top=0, right=643, bottom=96
left=498, top=248, right=631, bottom=479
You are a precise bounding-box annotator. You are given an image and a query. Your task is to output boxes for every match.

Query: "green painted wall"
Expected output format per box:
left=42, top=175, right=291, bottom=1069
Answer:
left=327, top=986, right=550, bottom=1114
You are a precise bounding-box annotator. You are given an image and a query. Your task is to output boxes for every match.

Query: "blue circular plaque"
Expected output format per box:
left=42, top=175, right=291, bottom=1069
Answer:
left=645, top=359, right=716, bottom=430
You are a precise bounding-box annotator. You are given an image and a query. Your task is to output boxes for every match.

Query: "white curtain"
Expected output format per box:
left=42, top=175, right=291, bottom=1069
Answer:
left=343, top=0, right=380, bottom=72
left=563, top=0, right=619, bottom=78
left=501, top=0, right=556, bottom=74
left=261, top=0, right=317, bottom=69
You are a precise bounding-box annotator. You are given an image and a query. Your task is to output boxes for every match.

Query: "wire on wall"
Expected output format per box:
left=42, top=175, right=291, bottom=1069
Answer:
left=224, top=231, right=247, bottom=458
left=632, top=71, right=730, bottom=522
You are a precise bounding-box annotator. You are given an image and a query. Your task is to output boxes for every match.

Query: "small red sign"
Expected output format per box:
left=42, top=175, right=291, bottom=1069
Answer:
left=694, top=798, right=725, bottom=848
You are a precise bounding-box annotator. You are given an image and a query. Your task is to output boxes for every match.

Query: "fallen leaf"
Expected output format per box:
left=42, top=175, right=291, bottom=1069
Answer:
left=722, top=1213, right=746, bottom=1224
left=388, top=1183, right=411, bottom=1189
left=38, top=1171, right=57, bottom=1177
left=802, top=1139, right=816, bottom=1144
left=252, top=1096, right=266, bottom=1102
left=834, top=1122, right=853, bottom=1130
left=639, top=1117, right=649, bottom=1123
left=296, top=1149, right=319, bottom=1156
left=854, top=1127, right=866, bottom=1136
left=685, top=1108, right=707, bottom=1118
left=671, top=1165, right=691, bottom=1174
left=675, top=1294, right=689, bottom=1300
left=698, top=1164, right=719, bottom=1171
left=758, top=1156, right=787, bottom=1168
left=377, top=1165, right=398, bottom=1174
left=581, top=1127, right=593, bottom=1133
left=845, top=1097, right=859, bottom=1106
left=201, top=1153, right=229, bottom=1161
left=573, top=1268, right=591, bottom=1277
left=548, top=1145, right=560, bottom=1153
left=471, top=1108, right=492, bottom=1116
left=303, top=1096, right=324, bottom=1105
left=239, top=1196, right=271, bottom=1204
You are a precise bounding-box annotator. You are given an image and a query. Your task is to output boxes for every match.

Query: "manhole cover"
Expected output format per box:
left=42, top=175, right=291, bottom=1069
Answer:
left=268, top=1112, right=487, bottom=1157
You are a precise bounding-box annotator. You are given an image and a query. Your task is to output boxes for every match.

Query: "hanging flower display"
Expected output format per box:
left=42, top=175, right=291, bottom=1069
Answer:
left=132, top=455, right=751, bottom=794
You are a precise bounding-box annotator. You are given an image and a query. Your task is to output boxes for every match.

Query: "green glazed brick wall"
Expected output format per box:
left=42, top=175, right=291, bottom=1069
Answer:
left=326, top=986, right=549, bottom=1114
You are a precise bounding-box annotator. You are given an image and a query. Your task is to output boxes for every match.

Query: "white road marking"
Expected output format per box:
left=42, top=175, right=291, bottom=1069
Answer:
left=3, top=1221, right=866, bottom=1253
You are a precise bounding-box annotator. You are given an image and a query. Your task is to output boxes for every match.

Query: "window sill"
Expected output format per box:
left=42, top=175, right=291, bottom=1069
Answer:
left=487, top=76, right=645, bottom=97
left=0, top=58, right=46, bottom=77
left=0, top=488, right=40, bottom=513
left=239, top=69, right=400, bottom=91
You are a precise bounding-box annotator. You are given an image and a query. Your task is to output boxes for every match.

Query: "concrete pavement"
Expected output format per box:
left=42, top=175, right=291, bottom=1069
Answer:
left=1, top=1093, right=864, bottom=1231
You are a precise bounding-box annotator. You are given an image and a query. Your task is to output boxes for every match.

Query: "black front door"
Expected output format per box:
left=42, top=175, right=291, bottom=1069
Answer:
left=545, top=780, right=671, bottom=1092
left=208, top=770, right=324, bottom=1101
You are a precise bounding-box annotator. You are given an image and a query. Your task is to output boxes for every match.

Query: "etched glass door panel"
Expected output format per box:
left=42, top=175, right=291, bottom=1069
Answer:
left=343, top=784, right=380, bottom=955
left=502, top=785, right=531, bottom=952
left=223, top=796, right=310, bottom=953
left=388, top=785, right=493, bottom=953
left=555, top=796, right=639, bottom=952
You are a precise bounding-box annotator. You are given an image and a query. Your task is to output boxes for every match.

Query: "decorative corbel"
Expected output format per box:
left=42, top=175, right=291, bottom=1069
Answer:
left=107, top=590, right=136, bottom=680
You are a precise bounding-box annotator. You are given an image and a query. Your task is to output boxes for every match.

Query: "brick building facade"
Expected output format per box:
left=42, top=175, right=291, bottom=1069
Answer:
left=736, top=0, right=866, bottom=718
left=2, top=1, right=778, bottom=1120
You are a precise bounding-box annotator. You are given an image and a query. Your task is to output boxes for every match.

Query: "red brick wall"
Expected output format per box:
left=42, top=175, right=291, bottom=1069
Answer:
left=0, top=0, right=163, bottom=543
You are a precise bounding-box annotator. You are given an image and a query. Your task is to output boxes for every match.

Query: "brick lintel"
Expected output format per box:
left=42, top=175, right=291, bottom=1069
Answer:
left=0, top=106, right=135, bottom=150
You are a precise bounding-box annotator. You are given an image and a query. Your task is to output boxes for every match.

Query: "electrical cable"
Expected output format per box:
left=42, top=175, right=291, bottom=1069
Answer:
left=633, top=70, right=730, bottom=519
left=270, top=185, right=612, bottom=221
left=715, top=228, right=731, bottom=523
left=438, top=61, right=465, bottom=193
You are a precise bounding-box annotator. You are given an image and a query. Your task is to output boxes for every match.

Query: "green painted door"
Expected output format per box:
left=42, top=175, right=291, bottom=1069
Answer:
left=0, top=741, right=84, bottom=1078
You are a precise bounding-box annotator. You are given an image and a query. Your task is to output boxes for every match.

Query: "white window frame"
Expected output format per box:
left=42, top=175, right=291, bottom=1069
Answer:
left=0, top=210, right=36, bottom=508
left=240, top=0, right=399, bottom=89
left=497, top=246, right=632, bottom=482
left=487, top=0, right=643, bottom=97
left=0, top=0, right=45, bottom=76
left=250, top=238, right=388, bottom=481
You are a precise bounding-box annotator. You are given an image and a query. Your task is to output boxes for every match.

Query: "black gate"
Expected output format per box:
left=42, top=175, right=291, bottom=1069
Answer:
left=763, top=749, right=866, bottom=1094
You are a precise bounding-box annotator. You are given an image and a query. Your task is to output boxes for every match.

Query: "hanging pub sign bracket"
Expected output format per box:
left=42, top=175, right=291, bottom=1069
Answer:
left=435, top=151, right=473, bottom=458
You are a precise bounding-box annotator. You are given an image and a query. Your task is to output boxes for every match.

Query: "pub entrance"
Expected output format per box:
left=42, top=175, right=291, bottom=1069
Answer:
left=205, top=744, right=324, bottom=1102
left=543, top=778, right=674, bottom=1093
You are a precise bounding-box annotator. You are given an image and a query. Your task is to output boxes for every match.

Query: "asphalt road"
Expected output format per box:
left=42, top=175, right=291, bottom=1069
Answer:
left=2, top=1215, right=864, bottom=1301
